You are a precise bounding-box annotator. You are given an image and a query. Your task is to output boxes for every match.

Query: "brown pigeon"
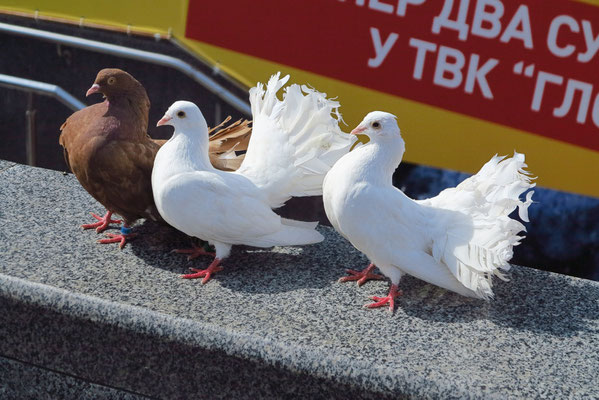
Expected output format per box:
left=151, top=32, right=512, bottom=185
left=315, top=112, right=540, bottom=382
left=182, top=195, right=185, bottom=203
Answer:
left=59, top=68, right=251, bottom=248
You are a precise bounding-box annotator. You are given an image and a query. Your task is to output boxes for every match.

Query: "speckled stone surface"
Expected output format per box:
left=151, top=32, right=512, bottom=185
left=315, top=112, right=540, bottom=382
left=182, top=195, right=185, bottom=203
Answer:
left=0, top=356, right=146, bottom=399
left=1, top=162, right=598, bottom=399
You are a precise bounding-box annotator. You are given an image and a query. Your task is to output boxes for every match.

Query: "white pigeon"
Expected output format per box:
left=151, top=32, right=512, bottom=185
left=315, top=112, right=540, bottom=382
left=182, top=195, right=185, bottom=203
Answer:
left=323, top=111, right=535, bottom=312
left=152, top=73, right=352, bottom=283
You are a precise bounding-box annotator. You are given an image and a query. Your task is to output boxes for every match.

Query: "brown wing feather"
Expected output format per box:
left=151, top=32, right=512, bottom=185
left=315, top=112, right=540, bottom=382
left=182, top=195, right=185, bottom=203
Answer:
left=207, top=117, right=252, bottom=171
left=152, top=116, right=252, bottom=171
left=208, top=117, right=252, bottom=153
left=85, top=138, right=161, bottom=225
left=59, top=120, right=73, bottom=172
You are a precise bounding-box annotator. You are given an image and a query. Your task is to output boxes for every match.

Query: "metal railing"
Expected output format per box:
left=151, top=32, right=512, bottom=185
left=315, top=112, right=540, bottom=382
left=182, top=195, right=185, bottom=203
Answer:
left=0, top=22, right=252, bottom=117
left=0, top=74, right=86, bottom=166
left=0, top=73, right=86, bottom=111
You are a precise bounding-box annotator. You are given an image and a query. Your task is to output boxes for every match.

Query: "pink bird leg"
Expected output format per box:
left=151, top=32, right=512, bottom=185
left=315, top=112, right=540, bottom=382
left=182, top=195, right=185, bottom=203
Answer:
left=171, top=243, right=215, bottom=261
left=339, top=263, right=385, bottom=286
left=181, top=258, right=223, bottom=284
left=81, top=211, right=122, bottom=233
left=98, top=225, right=137, bottom=249
left=364, top=284, right=402, bottom=313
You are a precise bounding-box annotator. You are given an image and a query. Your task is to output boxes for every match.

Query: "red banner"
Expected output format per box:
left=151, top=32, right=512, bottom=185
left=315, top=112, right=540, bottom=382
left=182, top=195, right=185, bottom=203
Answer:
left=186, top=0, right=599, bottom=152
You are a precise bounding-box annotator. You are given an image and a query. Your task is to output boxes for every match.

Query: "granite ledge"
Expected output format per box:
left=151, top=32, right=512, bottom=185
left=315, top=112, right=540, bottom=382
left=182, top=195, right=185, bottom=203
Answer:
left=1, top=162, right=599, bottom=399
left=0, top=356, right=145, bottom=400
left=0, top=273, right=413, bottom=398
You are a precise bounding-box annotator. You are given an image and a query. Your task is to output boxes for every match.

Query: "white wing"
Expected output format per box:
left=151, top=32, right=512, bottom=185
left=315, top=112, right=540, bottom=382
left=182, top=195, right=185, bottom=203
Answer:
left=236, top=73, right=352, bottom=208
left=157, top=170, right=322, bottom=247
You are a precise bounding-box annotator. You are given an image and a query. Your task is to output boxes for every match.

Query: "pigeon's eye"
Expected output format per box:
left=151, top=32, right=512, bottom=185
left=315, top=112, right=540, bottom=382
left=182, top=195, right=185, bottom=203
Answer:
left=177, top=111, right=186, bottom=118
left=372, top=121, right=380, bottom=128
left=107, top=77, right=116, bottom=85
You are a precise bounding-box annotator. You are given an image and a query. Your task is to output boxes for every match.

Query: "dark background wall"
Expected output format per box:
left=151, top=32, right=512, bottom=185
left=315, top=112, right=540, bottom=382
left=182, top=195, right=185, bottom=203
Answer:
left=0, top=14, right=248, bottom=172
left=1, top=14, right=597, bottom=281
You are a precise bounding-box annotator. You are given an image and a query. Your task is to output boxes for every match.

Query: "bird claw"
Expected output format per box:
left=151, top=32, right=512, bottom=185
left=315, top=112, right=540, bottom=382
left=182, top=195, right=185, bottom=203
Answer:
left=180, top=259, right=223, bottom=284
left=81, top=211, right=122, bottom=233
left=363, top=284, right=402, bottom=313
left=97, top=232, right=137, bottom=249
left=338, top=264, right=385, bottom=286
left=171, top=246, right=216, bottom=261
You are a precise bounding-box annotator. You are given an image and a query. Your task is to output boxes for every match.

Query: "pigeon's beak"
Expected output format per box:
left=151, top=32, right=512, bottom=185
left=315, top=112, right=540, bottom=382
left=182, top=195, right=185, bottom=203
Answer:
left=86, top=83, right=100, bottom=97
left=156, top=115, right=172, bottom=127
left=349, top=125, right=370, bottom=151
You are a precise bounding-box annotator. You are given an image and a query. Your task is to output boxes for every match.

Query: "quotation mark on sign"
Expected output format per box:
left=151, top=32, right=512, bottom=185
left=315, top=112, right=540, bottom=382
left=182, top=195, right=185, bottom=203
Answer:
left=513, top=61, right=535, bottom=77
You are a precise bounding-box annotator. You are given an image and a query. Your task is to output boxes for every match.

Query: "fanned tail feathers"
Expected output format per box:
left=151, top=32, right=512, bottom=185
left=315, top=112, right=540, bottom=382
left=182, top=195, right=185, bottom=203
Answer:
left=208, top=116, right=252, bottom=171
left=428, top=152, right=535, bottom=299
left=208, top=116, right=252, bottom=153
left=238, top=72, right=352, bottom=208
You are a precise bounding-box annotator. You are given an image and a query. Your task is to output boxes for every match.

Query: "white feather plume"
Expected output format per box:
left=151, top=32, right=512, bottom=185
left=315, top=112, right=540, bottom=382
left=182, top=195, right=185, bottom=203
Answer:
left=237, top=72, right=353, bottom=208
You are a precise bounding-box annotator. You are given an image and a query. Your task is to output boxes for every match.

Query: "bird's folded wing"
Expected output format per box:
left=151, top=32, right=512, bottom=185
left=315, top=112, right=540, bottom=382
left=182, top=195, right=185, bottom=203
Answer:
left=236, top=72, right=353, bottom=208
left=159, top=171, right=283, bottom=244
left=86, top=139, right=160, bottom=221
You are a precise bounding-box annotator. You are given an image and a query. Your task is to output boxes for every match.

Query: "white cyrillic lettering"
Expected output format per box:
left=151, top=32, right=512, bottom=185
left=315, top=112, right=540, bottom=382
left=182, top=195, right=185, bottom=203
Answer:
left=577, top=20, right=599, bottom=63
left=553, top=79, right=593, bottom=123
left=434, top=46, right=465, bottom=88
left=464, top=54, right=499, bottom=99
left=369, top=0, right=393, bottom=14
left=409, top=38, right=437, bottom=79
left=471, top=0, right=504, bottom=39
left=368, top=27, right=399, bottom=68
left=397, top=0, right=426, bottom=16
left=432, top=0, right=470, bottom=41
left=531, top=71, right=563, bottom=112
left=592, top=93, right=599, bottom=128
left=500, top=5, right=533, bottom=49
left=547, top=15, right=579, bottom=58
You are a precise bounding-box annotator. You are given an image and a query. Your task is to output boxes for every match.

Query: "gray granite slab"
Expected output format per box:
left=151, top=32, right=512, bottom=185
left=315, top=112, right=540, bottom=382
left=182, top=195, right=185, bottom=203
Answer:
left=0, top=356, right=147, bottom=399
left=0, top=159, right=16, bottom=173
left=1, top=162, right=598, bottom=399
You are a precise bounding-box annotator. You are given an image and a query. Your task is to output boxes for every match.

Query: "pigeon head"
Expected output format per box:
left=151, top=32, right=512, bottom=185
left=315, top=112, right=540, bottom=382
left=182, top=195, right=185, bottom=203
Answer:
left=157, top=101, right=208, bottom=136
left=351, top=111, right=401, bottom=144
left=86, top=68, right=146, bottom=100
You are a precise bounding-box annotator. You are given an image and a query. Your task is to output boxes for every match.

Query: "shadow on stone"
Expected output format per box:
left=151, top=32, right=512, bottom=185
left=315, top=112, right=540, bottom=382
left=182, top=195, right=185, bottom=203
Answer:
left=127, top=219, right=338, bottom=293
left=397, top=268, right=599, bottom=337
left=124, top=217, right=598, bottom=338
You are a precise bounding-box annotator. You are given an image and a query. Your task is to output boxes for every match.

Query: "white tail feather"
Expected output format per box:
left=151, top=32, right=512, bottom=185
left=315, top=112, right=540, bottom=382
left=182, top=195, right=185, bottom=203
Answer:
left=424, top=152, right=535, bottom=299
left=246, top=218, right=324, bottom=248
left=237, top=72, right=353, bottom=208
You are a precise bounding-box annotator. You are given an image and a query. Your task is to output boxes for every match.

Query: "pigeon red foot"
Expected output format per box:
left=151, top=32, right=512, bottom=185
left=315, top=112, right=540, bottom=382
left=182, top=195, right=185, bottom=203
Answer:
left=81, top=211, right=122, bottom=233
left=364, top=284, right=402, bottom=313
left=98, top=225, right=137, bottom=249
left=339, top=263, right=385, bottom=286
left=181, top=258, right=223, bottom=284
left=171, top=243, right=215, bottom=261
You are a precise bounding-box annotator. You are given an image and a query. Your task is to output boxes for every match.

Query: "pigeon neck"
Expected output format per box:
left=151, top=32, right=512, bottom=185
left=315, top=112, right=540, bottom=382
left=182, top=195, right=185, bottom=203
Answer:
left=169, top=130, right=213, bottom=171
left=106, top=93, right=150, bottom=138
left=354, top=139, right=405, bottom=186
